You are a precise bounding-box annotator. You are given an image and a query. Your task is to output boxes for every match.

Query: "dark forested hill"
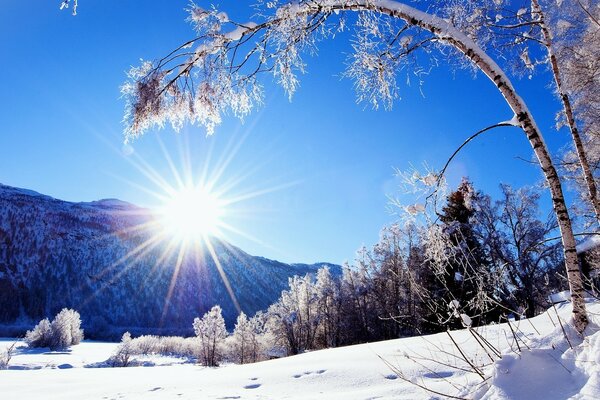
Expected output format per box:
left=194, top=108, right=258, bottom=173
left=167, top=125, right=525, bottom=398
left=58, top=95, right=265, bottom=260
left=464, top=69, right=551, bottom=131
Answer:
left=0, top=184, right=340, bottom=338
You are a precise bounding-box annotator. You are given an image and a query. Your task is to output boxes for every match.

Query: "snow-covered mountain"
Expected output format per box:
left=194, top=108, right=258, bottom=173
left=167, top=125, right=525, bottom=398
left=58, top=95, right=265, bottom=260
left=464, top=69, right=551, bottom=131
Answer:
left=0, top=184, right=340, bottom=337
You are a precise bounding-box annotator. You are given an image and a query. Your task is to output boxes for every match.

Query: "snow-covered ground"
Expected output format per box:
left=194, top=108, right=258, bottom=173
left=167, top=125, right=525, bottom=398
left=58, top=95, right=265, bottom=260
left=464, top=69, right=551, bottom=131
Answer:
left=1, top=301, right=599, bottom=400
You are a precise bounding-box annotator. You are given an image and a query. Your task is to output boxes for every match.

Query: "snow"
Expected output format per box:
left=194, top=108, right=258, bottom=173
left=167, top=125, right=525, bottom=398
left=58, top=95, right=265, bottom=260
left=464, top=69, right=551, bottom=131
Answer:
left=576, top=235, right=600, bottom=254
left=2, top=301, right=599, bottom=399
left=549, top=290, right=572, bottom=304
left=223, top=23, right=257, bottom=41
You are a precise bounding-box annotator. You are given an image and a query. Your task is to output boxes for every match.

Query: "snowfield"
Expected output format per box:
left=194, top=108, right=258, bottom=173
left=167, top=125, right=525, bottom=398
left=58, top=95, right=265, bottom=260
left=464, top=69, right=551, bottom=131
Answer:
left=1, top=301, right=599, bottom=400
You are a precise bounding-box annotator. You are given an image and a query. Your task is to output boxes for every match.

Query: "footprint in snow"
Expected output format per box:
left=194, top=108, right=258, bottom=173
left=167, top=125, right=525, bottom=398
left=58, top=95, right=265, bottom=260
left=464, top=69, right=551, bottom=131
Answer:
left=293, top=369, right=327, bottom=378
left=244, top=383, right=261, bottom=389
left=423, top=371, right=453, bottom=379
left=384, top=374, right=398, bottom=380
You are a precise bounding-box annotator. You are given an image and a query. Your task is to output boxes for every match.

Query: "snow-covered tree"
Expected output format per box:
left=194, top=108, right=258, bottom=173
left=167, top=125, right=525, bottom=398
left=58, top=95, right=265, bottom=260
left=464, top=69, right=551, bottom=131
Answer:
left=266, top=274, right=320, bottom=355
left=314, top=267, right=342, bottom=348
left=229, top=312, right=265, bottom=364
left=474, top=184, right=564, bottom=318
left=552, top=1, right=600, bottom=227
left=193, top=305, right=227, bottom=366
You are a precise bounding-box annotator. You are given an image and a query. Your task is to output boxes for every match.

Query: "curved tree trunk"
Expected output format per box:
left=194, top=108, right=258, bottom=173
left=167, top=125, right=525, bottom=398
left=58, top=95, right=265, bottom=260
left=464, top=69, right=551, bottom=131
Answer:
left=531, top=0, right=600, bottom=224
left=304, top=0, right=588, bottom=332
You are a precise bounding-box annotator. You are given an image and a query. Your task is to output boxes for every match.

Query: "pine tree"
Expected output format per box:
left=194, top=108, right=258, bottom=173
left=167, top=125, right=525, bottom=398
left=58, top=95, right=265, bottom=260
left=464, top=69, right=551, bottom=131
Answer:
left=437, top=179, right=494, bottom=327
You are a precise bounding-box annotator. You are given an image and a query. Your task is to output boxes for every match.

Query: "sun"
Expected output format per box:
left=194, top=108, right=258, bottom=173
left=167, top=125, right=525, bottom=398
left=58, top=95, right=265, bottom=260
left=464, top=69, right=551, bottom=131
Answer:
left=159, top=186, right=225, bottom=241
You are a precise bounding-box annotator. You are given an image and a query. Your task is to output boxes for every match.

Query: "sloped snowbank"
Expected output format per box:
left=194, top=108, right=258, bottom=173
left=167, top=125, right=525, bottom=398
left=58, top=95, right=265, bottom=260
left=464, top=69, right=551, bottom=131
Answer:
left=1, top=301, right=599, bottom=399
left=470, top=310, right=600, bottom=400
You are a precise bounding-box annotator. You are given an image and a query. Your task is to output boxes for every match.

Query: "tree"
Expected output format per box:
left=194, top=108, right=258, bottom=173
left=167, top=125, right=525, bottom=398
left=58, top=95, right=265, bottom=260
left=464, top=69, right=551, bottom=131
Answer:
left=314, top=267, right=342, bottom=348
left=444, top=0, right=600, bottom=225
left=475, top=185, right=564, bottom=318
left=436, top=179, right=496, bottom=326
left=266, top=274, right=319, bottom=355
left=229, top=312, right=264, bottom=364
left=552, top=1, right=600, bottom=227
left=121, top=0, right=587, bottom=333
left=193, top=305, right=227, bottom=367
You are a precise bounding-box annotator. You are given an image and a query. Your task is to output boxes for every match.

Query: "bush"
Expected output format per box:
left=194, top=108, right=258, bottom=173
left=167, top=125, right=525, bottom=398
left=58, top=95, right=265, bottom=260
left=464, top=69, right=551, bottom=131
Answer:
left=0, top=342, right=16, bottom=370
left=110, top=332, right=134, bottom=367
left=25, top=308, right=84, bottom=350
left=108, top=333, right=198, bottom=366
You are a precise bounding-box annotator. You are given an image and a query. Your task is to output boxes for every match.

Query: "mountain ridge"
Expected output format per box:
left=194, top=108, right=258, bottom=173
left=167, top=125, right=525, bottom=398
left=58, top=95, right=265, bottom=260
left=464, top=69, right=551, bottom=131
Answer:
left=0, top=183, right=341, bottom=338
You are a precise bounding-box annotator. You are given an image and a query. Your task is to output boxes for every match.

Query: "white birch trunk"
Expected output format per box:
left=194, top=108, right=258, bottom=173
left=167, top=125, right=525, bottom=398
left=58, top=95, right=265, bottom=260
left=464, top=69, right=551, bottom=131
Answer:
left=531, top=0, right=600, bottom=225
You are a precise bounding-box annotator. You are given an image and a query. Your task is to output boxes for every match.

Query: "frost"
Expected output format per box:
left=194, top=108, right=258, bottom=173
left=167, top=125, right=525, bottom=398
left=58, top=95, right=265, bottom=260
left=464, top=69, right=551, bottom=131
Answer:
left=405, top=203, right=425, bottom=215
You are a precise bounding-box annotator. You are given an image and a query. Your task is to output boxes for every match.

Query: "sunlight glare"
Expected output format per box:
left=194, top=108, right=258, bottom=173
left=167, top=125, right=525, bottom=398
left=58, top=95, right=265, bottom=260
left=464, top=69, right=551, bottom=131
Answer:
left=159, top=186, right=225, bottom=240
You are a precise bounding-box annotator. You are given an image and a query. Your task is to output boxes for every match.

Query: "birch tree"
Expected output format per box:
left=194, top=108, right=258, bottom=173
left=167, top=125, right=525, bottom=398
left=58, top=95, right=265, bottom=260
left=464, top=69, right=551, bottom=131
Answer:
left=193, top=305, right=227, bottom=366
left=472, top=0, right=600, bottom=225
left=121, top=1, right=588, bottom=333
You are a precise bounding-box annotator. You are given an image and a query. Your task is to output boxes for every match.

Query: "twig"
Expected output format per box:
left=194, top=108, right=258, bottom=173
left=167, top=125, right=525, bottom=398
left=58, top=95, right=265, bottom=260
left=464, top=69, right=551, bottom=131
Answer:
left=378, top=355, right=471, bottom=400
left=446, top=330, right=486, bottom=381
left=552, top=303, right=573, bottom=349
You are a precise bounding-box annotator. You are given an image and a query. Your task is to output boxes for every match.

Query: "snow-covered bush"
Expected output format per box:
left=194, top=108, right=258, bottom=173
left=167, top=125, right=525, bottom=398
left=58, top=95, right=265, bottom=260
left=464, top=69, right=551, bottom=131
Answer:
left=110, top=332, right=134, bottom=367
left=24, top=318, right=53, bottom=348
left=0, top=342, right=16, bottom=370
left=193, top=305, right=228, bottom=366
left=108, top=332, right=199, bottom=367
left=25, top=308, right=84, bottom=350
left=50, top=308, right=84, bottom=349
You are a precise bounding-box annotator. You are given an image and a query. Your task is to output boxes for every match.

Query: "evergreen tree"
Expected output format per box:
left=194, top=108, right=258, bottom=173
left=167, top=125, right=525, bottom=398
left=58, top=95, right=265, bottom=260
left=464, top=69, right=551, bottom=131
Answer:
left=436, top=179, right=495, bottom=326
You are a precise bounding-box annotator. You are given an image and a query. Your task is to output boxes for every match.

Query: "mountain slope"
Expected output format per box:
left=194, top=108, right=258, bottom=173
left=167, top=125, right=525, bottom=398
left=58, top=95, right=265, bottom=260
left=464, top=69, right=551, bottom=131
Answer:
left=0, top=184, right=340, bottom=337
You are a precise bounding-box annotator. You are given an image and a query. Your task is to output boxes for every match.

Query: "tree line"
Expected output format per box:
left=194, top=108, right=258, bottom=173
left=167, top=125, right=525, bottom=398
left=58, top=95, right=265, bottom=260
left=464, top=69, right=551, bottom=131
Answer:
left=111, top=179, right=571, bottom=367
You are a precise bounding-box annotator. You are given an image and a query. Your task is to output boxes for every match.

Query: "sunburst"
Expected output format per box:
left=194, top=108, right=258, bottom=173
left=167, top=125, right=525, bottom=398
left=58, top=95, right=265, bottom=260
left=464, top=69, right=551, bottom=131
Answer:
left=82, top=127, right=298, bottom=325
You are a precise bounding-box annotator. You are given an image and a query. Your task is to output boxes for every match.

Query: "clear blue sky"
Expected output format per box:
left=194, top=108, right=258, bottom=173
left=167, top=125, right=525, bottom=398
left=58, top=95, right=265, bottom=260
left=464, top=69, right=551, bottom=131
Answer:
left=0, top=1, right=571, bottom=264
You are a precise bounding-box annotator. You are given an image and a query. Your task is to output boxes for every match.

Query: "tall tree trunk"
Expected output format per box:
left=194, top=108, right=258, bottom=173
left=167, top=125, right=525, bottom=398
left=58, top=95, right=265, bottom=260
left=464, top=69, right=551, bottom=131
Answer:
left=531, top=0, right=600, bottom=224
left=310, top=1, right=588, bottom=332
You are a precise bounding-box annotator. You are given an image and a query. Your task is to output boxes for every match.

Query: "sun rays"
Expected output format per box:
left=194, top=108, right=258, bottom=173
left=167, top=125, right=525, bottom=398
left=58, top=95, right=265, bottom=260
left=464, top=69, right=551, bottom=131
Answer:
left=80, top=126, right=299, bottom=326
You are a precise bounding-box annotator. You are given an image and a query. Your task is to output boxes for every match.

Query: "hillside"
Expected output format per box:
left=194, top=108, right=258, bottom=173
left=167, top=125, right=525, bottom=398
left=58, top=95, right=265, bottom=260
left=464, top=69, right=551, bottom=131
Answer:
left=0, top=184, right=340, bottom=337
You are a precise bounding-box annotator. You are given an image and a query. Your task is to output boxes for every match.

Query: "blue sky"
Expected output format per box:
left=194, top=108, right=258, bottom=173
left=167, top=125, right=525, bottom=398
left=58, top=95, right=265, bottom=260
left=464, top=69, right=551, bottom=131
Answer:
left=0, top=1, right=571, bottom=264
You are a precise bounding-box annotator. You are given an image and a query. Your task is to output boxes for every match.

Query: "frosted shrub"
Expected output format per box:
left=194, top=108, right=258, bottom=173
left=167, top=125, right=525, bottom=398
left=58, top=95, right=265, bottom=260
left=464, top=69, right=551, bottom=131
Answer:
left=25, top=308, right=84, bottom=350
left=110, top=332, right=134, bottom=367
left=24, top=318, right=53, bottom=348
left=130, top=335, right=197, bottom=358
left=50, top=308, right=84, bottom=349
left=109, top=333, right=198, bottom=366
left=0, top=342, right=16, bottom=370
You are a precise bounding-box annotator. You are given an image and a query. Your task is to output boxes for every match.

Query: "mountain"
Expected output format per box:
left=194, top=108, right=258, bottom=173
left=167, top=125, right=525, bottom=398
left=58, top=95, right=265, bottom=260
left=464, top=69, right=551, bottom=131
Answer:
left=0, top=184, right=341, bottom=338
